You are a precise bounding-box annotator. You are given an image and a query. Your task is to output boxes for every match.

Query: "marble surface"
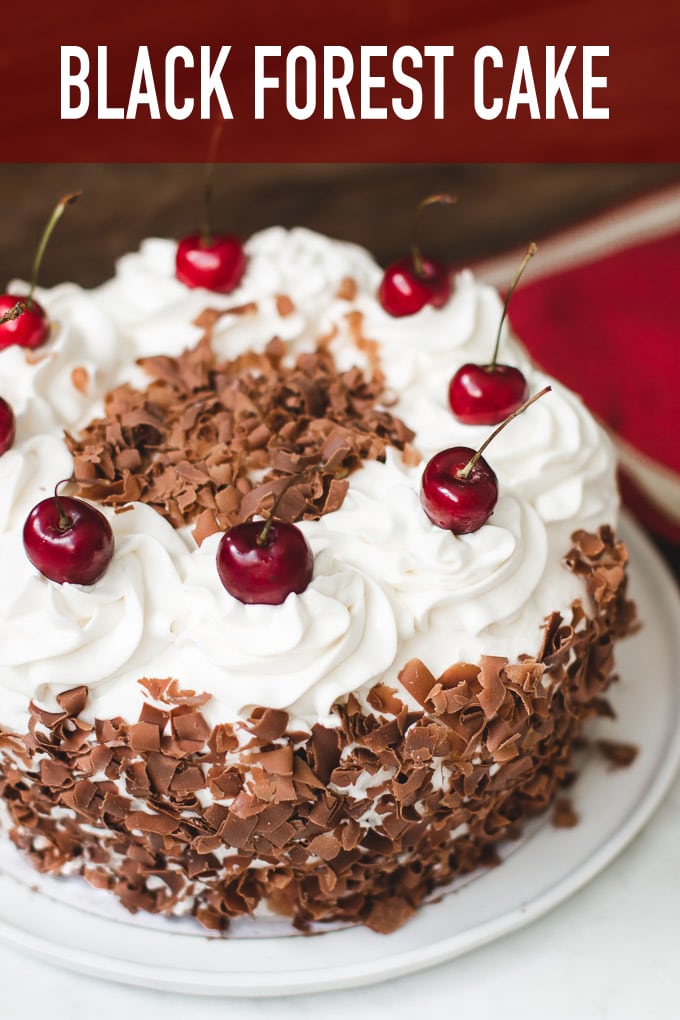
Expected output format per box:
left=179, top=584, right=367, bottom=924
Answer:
left=1, top=767, right=678, bottom=1019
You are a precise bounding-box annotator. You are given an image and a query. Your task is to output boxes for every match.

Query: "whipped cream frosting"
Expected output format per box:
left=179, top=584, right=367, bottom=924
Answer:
left=0, top=228, right=618, bottom=732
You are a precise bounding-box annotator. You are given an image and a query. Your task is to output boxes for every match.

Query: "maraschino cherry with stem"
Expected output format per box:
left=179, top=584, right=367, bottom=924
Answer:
left=216, top=485, right=314, bottom=606
left=176, top=148, right=246, bottom=293
left=0, top=395, right=15, bottom=456
left=0, top=193, right=81, bottom=352
left=448, top=243, right=537, bottom=426
left=23, top=480, right=115, bottom=586
left=421, top=386, right=551, bottom=534
left=379, top=194, right=457, bottom=317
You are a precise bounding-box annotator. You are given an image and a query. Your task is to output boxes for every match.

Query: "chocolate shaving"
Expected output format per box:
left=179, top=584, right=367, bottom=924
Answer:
left=56, top=687, right=88, bottom=717
left=275, top=294, right=296, bottom=317
left=129, top=722, right=162, bottom=753
left=596, top=739, right=639, bottom=768
left=336, top=277, right=358, bottom=301
left=71, top=366, right=89, bottom=395
left=552, top=797, right=580, bottom=828
left=247, top=707, right=289, bottom=743
left=398, top=659, right=437, bottom=707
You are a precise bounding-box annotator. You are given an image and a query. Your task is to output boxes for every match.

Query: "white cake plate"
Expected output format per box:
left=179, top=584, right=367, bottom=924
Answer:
left=0, top=514, right=679, bottom=997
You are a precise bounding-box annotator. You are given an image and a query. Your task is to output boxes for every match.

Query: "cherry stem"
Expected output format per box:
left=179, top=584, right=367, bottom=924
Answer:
left=490, top=242, right=537, bottom=369
left=0, top=300, right=26, bottom=325
left=256, top=476, right=296, bottom=547
left=411, top=193, right=457, bottom=279
left=200, top=125, right=223, bottom=246
left=29, top=193, right=82, bottom=301
left=53, top=478, right=74, bottom=530
left=457, top=385, right=552, bottom=479
left=200, top=164, right=216, bottom=247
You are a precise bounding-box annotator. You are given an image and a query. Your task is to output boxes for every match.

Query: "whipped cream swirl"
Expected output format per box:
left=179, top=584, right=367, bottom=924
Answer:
left=178, top=537, right=397, bottom=722
left=315, top=454, right=549, bottom=635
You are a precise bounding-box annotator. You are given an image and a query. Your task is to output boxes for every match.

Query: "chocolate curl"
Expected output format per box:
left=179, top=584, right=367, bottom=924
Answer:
left=596, top=739, right=639, bottom=768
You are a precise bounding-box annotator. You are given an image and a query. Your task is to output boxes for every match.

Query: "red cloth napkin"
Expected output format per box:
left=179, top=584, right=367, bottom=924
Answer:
left=476, top=187, right=680, bottom=542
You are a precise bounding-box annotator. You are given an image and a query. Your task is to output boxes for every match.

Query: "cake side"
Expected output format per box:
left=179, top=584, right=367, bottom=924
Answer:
left=0, top=527, right=635, bottom=933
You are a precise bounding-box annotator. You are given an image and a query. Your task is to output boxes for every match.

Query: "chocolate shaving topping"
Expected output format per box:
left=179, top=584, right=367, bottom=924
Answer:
left=71, top=366, right=89, bottom=395
left=66, top=335, right=414, bottom=542
left=552, top=797, right=580, bottom=828
left=0, top=526, right=638, bottom=935
left=596, top=739, right=639, bottom=768
left=335, top=277, right=358, bottom=302
left=56, top=686, right=88, bottom=717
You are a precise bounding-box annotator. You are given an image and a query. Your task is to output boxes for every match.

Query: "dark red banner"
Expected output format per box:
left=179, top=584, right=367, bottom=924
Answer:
left=1, top=0, right=678, bottom=162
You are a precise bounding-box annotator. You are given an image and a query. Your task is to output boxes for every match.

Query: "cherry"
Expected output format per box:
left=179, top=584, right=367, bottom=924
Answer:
left=216, top=518, right=313, bottom=606
left=175, top=160, right=246, bottom=293
left=0, top=193, right=81, bottom=352
left=176, top=234, right=246, bottom=293
left=421, top=446, right=499, bottom=534
left=23, top=487, right=114, bottom=586
left=378, top=194, right=457, bottom=317
left=448, top=243, right=536, bottom=425
left=0, top=395, right=16, bottom=455
left=421, top=386, right=551, bottom=534
left=379, top=255, right=451, bottom=317
left=448, top=363, right=529, bottom=426
left=0, top=294, right=48, bottom=350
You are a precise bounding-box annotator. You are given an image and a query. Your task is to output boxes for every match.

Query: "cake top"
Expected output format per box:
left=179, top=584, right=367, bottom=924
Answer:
left=0, top=227, right=617, bottom=732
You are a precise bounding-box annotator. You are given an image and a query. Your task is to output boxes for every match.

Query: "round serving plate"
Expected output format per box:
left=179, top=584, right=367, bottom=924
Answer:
left=0, top=514, right=678, bottom=996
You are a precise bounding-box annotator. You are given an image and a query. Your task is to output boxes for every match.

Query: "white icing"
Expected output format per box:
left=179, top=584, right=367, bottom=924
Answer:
left=311, top=453, right=550, bottom=636
left=177, top=538, right=398, bottom=719
left=1, top=282, right=125, bottom=434
left=0, top=228, right=619, bottom=733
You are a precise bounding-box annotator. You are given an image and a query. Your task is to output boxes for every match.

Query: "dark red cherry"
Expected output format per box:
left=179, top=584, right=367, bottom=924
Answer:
left=422, top=386, right=551, bottom=534
left=0, top=294, right=48, bottom=350
left=379, top=255, right=451, bottom=317
left=449, top=243, right=536, bottom=426
left=23, top=494, right=115, bottom=586
left=175, top=234, right=246, bottom=294
left=421, top=446, right=498, bottom=534
left=0, top=192, right=80, bottom=352
left=176, top=157, right=246, bottom=294
left=379, top=193, right=457, bottom=317
left=448, top=363, right=529, bottom=425
left=216, top=519, right=313, bottom=605
left=0, top=395, right=16, bottom=455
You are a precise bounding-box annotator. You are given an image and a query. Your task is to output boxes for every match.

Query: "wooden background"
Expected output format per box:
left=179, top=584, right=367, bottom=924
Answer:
left=1, top=164, right=678, bottom=287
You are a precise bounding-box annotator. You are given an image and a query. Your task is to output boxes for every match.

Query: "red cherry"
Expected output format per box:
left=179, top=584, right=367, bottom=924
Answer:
left=175, top=234, right=246, bottom=294
left=176, top=158, right=246, bottom=294
left=448, top=243, right=536, bottom=426
left=421, top=386, right=551, bottom=534
left=421, top=446, right=498, bottom=534
left=448, top=363, right=529, bottom=425
left=0, top=395, right=16, bottom=455
left=216, top=519, right=313, bottom=605
left=0, top=294, right=48, bottom=350
left=23, top=494, right=115, bottom=586
left=379, top=255, right=451, bottom=317
left=0, top=192, right=80, bottom=352
left=379, top=193, right=457, bottom=317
